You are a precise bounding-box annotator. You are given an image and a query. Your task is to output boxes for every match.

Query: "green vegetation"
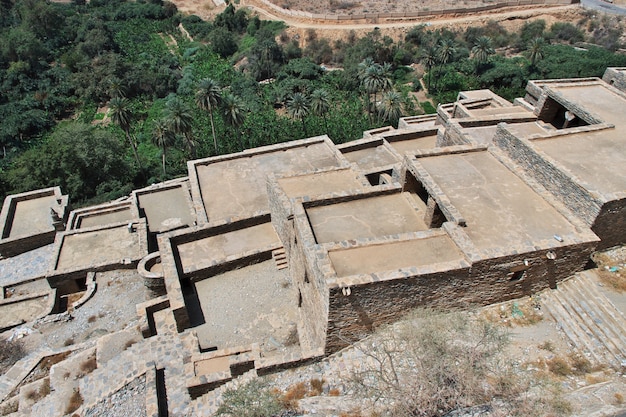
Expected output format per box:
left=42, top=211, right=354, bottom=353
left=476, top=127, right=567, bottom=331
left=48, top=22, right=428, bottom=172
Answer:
left=1, top=0, right=625, bottom=205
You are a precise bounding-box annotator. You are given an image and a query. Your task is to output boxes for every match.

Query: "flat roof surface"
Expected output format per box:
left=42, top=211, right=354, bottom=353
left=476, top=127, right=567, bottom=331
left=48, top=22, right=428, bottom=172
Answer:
left=195, top=142, right=339, bottom=222
left=277, top=169, right=363, bottom=199
left=418, top=151, right=582, bottom=251
left=552, top=84, right=624, bottom=126
left=193, top=260, right=298, bottom=353
left=387, top=134, right=438, bottom=154
left=529, top=84, right=626, bottom=195
left=138, top=187, right=194, bottom=232
left=7, top=195, right=57, bottom=238
left=306, top=192, right=429, bottom=244
left=340, top=144, right=398, bottom=170
left=177, top=222, right=280, bottom=275
left=78, top=208, right=133, bottom=229
left=55, top=226, right=143, bottom=271
left=463, top=126, right=498, bottom=145
left=329, top=235, right=464, bottom=277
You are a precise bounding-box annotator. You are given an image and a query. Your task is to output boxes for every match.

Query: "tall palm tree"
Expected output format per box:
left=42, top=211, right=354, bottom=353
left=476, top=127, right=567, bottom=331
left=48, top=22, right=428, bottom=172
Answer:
left=310, top=89, right=331, bottom=131
left=420, top=45, right=437, bottom=92
left=164, top=95, right=195, bottom=158
left=195, top=78, right=222, bottom=153
left=435, top=38, right=456, bottom=90
left=221, top=92, right=247, bottom=151
left=109, top=97, right=141, bottom=170
left=152, top=118, right=175, bottom=180
left=378, top=91, right=403, bottom=128
left=108, top=78, right=126, bottom=99
left=358, top=58, right=376, bottom=121
left=471, top=36, right=495, bottom=71
left=286, top=92, right=311, bottom=136
left=528, top=37, right=546, bottom=67
left=360, top=61, right=393, bottom=124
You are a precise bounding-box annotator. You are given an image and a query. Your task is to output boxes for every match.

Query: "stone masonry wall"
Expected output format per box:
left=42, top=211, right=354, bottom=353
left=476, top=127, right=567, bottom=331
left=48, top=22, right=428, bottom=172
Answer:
left=602, top=68, right=626, bottom=93
left=591, top=197, right=626, bottom=250
left=493, top=125, right=601, bottom=226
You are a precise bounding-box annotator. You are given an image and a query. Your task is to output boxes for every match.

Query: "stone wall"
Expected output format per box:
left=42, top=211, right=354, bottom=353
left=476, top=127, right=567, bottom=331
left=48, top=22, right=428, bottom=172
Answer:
left=493, top=125, right=601, bottom=226
left=591, top=197, right=626, bottom=250
left=602, top=68, right=626, bottom=93
left=253, top=0, right=575, bottom=21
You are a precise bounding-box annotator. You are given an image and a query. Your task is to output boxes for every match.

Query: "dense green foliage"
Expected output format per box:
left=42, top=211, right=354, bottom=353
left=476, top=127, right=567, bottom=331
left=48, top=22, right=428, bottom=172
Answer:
left=0, top=0, right=624, bottom=205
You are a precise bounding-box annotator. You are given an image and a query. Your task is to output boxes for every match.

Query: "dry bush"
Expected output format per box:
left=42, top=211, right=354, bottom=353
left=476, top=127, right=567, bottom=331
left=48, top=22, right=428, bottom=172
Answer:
left=0, top=338, right=26, bottom=375
left=65, top=389, right=83, bottom=414
left=215, top=378, right=283, bottom=417
left=279, top=381, right=307, bottom=409
left=329, top=387, right=341, bottom=396
left=25, top=378, right=51, bottom=402
left=538, top=341, right=554, bottom=352
left=87, top=315, right=97, bottom=323
left=348, top=309, right=570, bottom=417
left=614, top=393, right=624, bottom=405
left=547, top=356, right=572, bottom=376
left=79, top=355, right=97, bottom=375
left=309, top=378, right=324, bottom=396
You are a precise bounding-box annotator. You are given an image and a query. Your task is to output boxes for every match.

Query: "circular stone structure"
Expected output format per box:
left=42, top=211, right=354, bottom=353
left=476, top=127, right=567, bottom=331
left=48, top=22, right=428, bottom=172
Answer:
left=137, top=252, right=166, bottom=295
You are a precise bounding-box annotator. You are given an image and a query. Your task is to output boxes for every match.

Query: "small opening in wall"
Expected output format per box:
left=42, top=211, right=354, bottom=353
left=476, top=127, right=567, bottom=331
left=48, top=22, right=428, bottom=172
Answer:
left=304, top=272, right=309, bottom=284
left=298, top=290, right=302, bottom=308
left=509, top=270, right=526, bottom=282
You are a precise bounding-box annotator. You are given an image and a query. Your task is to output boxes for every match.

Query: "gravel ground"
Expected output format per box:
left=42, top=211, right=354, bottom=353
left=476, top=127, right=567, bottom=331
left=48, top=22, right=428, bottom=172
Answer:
left=83, top=375, right=147, bottom=417
left=7, top=268, right=149, bottom=353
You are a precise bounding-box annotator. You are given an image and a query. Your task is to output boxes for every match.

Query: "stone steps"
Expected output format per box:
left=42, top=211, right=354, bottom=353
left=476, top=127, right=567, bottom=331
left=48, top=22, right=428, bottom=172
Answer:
left=273, top=247, right=288, bottom=270
left=543, top=271, right=626, bottom=369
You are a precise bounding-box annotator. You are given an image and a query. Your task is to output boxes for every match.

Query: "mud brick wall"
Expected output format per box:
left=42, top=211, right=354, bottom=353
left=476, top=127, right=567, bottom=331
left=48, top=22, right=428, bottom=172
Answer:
left=493, top=126, right=601, bottom=226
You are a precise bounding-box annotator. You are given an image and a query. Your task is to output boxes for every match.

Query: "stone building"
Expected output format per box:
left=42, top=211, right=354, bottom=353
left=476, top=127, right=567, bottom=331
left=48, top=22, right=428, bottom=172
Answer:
left=1, top=69, right=625, bottom=413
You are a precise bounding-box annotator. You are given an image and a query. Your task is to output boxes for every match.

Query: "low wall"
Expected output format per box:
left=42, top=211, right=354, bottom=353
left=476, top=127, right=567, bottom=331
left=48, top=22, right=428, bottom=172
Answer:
left=254, top=0, right=575, bottom=22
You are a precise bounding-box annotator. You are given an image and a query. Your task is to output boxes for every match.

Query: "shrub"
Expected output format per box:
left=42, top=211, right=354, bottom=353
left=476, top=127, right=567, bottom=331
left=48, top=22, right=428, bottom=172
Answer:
left=215, top=379, right=283, bottom=417
left=0, top=338, right=26, bottom=374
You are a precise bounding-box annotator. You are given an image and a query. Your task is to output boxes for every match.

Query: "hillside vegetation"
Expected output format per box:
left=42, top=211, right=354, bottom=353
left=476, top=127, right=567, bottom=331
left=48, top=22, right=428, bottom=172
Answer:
left=1, top=0, right=625, bottom=205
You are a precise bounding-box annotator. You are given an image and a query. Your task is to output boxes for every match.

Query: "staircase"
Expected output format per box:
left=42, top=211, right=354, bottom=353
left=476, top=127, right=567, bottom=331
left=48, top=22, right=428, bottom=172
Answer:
left=272, top=247, right=288, bottom=271
left=542, top=270, right=626, bottom=370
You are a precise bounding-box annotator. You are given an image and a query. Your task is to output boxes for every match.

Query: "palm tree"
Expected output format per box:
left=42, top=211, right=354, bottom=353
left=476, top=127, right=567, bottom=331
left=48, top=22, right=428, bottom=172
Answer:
left=360, top=61, right=393, bottom=123
left=528, top=37, right=546, bottom=67
left=471, top=36, right=495, bottom=71
left=358, top=58, right=376, bottom=121
left=109, top=97, right=141, bottom=169
left=195, top=78, right=222, bottom=153
left=108, top=78, right=126, bottom=99
left=221, top=92, right=247, bottom=151
left=435, top=38, right=456, bottom=90
left=286, top=92, right=311, bottom=136
left=152, top=119, right=175, bottom=180
left=164, top=96, right=195, bottom=158
left=310, top=89, right=331, bottom=131
left=420, top=45, right=437, bottom=92
left=378, top=91, right=403, bottom=128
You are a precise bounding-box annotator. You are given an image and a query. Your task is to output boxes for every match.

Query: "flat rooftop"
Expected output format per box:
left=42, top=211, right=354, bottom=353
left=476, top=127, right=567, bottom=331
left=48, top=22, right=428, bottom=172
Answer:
left=527, top=83, right=626, bottom=196
left=77, top=208, right=133, bottom=229
left=176, top=222, right=280, bottom=275
left=417, top=151, right=583, bottom=251
left=54, top=225, right=144, bottom=272
left=329, top=234, right=464, bottom=277
left=194, top=140, right=340, bottom=222
left=339, top=144, right=398, bottom=170
left=137, top=186, right=195, bottom=232
left=277, top=169, right=364, bottom=199
left=306, top=192, right=429, bottom=244
left=384, top=131, right=438, bottom=154
left=5, top=194, right=57, bottom=238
